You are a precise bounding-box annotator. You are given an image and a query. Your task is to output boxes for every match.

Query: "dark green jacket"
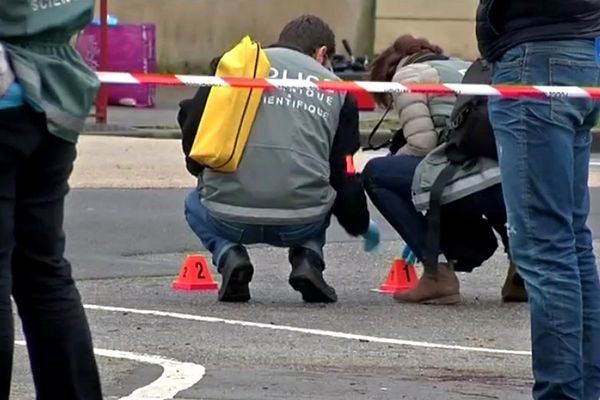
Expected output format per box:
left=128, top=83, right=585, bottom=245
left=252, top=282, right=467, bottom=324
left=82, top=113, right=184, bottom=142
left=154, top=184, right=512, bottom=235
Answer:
left=0, top=0, right=99, bottom=142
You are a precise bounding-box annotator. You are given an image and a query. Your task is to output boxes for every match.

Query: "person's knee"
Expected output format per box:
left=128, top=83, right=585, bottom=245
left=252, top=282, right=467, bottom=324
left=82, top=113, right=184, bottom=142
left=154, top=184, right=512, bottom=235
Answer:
left=11, top=252, right=78, bottom=307
left=184, top=190, right=203, bottom=224
left=184, top=190, right=199, bottom=213
left=362, top=158, right=385, bottom=191
left=362, top=158, right=379, bottom=181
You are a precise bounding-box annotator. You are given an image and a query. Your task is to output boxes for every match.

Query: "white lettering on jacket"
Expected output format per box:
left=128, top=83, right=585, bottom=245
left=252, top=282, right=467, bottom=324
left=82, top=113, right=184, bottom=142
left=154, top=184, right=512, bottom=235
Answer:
left=31, top=0, right=77, bottom=12
left=265, top=66, right=335, bottom=120
left=269, top=67, right=320, bottom=83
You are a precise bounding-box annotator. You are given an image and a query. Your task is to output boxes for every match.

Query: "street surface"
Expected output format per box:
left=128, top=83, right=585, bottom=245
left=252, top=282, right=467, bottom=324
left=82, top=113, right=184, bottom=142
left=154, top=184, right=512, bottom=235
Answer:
left=8, top=94, right=600, bottom=399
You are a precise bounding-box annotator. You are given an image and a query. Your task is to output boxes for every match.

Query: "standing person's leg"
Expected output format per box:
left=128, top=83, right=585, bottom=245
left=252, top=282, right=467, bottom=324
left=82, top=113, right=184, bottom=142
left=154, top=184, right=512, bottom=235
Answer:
left=573, top=109, right=600, bottom=400
left=0, top=209, right=12, bottom=398
left=0, top=108, right=24, bottom=400
left=489, top=40, right=599, bottom=400
left=10, top=116, right=102, bottom=400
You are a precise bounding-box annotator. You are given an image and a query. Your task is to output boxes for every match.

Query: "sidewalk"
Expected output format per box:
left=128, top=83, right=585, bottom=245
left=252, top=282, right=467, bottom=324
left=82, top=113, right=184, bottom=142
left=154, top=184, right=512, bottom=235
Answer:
left=71, top=136, right=600, bottom=189
left=85, top=87, right=600, bottom=152
left=84, top=87, right=395, bottom=145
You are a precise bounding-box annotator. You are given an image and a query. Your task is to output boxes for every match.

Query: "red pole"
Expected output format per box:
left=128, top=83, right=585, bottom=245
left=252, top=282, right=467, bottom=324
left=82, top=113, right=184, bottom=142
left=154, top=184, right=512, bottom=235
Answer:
left=96, top=0, right=109, bottom=123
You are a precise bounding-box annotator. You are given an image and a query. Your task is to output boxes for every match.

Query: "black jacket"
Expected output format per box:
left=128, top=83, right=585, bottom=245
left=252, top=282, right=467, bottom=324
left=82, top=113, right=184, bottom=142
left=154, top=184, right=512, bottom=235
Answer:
left=177, top=47, right=370, bottom=236
left=477, top=0, right=600, bottom=62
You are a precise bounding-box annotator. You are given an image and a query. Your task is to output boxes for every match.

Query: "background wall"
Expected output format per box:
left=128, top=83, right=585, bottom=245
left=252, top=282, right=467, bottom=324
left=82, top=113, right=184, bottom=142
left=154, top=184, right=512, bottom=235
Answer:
left=374, top=0, right=478, bottom=59
left=100, top=0, right=375, bottom=72
left=98, top=0, right=480, bottom=73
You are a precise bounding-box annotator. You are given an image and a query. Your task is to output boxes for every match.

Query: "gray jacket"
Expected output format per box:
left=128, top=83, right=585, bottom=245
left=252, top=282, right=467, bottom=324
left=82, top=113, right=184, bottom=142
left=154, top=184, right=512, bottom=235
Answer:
left=199, top=48, right=346, bottom=225
left=406, top=57, right=501, bottom=211
left=411, top=143, right=501, bottom=211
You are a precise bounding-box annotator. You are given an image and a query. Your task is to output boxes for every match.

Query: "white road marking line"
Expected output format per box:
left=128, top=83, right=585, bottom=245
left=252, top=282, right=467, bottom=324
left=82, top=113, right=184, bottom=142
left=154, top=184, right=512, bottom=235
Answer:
left=15, top=340, right=205, bottom=400
left=84, top=304, right=531, bottom=357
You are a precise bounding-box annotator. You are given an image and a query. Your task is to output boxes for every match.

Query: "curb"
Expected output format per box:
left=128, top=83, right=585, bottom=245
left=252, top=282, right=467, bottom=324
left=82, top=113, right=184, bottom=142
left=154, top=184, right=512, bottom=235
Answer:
left=82, top=124, right=181, bottom=139
left=81, top=126, right=386, bottom=147
left=82, top=124, right=600, bottom=152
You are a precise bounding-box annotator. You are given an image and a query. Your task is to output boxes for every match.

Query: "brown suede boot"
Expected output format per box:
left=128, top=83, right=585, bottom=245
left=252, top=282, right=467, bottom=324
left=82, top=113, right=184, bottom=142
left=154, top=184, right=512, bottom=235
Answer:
left=393, top=263, right=461, bottom=305
left=501, top=258, right=528, bottom=303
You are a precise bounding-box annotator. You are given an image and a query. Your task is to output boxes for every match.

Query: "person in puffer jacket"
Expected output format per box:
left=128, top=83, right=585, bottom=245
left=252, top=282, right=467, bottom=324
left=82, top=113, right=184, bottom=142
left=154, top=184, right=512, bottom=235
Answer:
left=362, top=35, right=526, bottom=305
left=388, top=54, right=466, bottom=156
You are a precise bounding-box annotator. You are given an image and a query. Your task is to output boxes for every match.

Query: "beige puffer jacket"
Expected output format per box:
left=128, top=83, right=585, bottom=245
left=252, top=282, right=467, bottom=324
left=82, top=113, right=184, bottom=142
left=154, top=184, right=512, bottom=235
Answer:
left=391, top=57, right=470, bottom=156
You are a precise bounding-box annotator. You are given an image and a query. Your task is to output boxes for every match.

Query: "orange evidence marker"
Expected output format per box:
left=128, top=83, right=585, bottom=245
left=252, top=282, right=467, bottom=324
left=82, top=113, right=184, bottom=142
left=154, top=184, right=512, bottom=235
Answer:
left=377, top=258, right=419, bottom=294
left=172, top=255, right=218, bottom=291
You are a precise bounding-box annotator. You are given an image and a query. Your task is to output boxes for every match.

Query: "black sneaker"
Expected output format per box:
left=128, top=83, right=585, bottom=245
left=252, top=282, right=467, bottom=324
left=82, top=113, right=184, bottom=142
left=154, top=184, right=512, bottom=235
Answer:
left=288, top=248, right=337, bottom=303
left=218, top=246, right=254, bottom=302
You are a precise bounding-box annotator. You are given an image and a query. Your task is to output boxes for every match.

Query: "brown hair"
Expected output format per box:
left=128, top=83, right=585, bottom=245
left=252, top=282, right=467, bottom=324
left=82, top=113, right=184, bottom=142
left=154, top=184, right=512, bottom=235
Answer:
left=369, top=35, right=444, bottom=108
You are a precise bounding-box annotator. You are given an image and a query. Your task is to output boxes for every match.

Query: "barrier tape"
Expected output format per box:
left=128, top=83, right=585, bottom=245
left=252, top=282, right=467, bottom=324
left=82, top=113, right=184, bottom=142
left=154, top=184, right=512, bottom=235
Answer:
left=96, top=72, right=600, bottom=99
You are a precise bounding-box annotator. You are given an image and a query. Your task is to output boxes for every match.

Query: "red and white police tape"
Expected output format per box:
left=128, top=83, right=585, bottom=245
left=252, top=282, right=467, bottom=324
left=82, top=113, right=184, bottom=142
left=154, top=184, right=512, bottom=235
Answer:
left=96, top=72, right=600, bottom=99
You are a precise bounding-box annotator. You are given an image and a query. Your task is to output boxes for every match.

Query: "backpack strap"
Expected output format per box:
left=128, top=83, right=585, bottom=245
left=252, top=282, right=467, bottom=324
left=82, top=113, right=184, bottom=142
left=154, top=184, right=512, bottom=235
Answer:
left=423, top=162, right=461, bottom=274
left=399, top=52, right=449, bottom=68
left=363, top=52, right=449, bottom=152
left=362, top=106, right=394, bottom=151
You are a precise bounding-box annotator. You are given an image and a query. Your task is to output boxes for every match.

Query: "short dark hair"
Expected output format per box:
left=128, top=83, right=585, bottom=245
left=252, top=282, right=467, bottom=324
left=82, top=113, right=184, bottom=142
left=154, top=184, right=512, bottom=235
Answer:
left=278, top=15, right=336, bottom=57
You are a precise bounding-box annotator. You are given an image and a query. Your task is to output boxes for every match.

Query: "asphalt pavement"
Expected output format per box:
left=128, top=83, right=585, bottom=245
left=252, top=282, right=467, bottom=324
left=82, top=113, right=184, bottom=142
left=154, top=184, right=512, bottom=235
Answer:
left=10, top=187, right=600, bottom=399
left=7, top=90, right=600, bottom=399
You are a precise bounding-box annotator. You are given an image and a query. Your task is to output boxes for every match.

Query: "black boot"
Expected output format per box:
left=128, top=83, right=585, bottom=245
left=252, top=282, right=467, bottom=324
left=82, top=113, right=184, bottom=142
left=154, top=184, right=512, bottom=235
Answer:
left=218, top=246, right=254, bottom=302
left=288, top=248, right=337, bottom=303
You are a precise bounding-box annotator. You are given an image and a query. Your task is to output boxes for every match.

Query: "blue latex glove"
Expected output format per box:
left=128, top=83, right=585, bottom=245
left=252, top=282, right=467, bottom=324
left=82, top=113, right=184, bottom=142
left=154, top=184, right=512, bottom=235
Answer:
left=401, top=246, right=411, bottom=260
left=362, top=219, right=380, bottom=252
left=401, top=245, right=418, bottom=265
left=406, top=250, right=418, bottom=265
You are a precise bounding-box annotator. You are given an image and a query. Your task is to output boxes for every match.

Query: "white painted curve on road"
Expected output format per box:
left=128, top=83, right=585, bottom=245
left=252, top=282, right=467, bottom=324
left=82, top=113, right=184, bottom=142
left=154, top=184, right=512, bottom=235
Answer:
left=85, top=304, right=531, bottom=356
left=15, top=340, right=205, bottom=400
left=99, top=349, right=205, bottom=400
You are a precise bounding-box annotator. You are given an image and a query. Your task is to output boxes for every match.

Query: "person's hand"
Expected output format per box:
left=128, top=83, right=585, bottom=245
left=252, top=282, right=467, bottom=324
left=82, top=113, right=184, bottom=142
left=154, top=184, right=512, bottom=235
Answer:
left=405, top=249, right=418, bottom=265
left=401, top=246, right=418, bottom=265
left=362, top=219, right=380, bottom=252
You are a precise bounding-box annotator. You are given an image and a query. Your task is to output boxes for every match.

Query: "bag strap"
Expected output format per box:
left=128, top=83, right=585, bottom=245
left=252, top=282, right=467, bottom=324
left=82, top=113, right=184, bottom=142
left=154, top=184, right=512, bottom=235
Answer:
left=362, top=106, right=393, bottom=151
left=363, top=52, right=449, bottom=152
left=400, top=52, right=449, bottom=68
left=423, top=162, right=461, bottom=274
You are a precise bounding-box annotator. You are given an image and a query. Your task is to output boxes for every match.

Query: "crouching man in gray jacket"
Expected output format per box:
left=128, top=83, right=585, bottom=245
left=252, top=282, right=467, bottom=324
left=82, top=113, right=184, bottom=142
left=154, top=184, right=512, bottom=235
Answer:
left=178, top=15, right=374, bottom=304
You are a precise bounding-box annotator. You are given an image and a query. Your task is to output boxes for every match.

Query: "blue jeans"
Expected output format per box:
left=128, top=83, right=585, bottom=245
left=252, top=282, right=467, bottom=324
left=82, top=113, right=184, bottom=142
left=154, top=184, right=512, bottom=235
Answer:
left=184, top=191, right=329, bottom=268
left=489, top=40, right=600, bottom=400
left=362, top=155, right=508, bottom=262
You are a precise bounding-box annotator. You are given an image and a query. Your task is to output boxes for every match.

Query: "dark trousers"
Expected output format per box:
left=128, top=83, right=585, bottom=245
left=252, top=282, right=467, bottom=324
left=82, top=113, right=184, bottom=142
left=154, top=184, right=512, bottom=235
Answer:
left=363, top=154, right=508, bottom=262
left=0, top=106, right=102, bottom=399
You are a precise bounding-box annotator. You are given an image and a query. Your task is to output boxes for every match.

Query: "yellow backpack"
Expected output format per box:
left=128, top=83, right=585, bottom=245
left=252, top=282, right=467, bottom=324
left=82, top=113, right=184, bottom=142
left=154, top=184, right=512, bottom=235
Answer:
left=189, top=36, right=271, bottom=173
